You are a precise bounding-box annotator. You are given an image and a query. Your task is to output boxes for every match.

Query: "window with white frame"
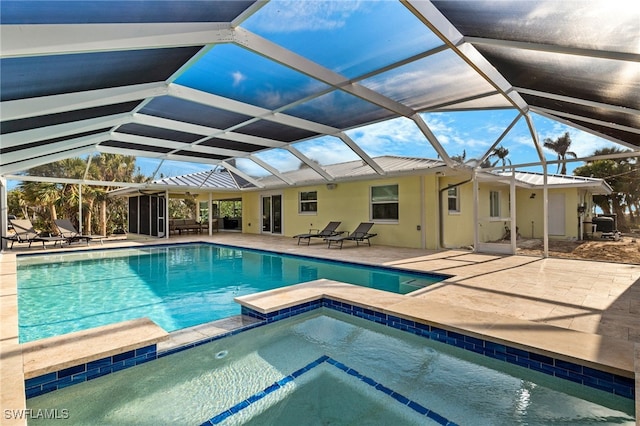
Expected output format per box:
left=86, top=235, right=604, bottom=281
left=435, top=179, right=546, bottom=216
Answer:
left=371, top=184, right=399, bottom=221
left=447, top=187, right=460, bottom=213
left=490, top=190, right=500, bottom=218
left=299, top=191, right=317, bottom=213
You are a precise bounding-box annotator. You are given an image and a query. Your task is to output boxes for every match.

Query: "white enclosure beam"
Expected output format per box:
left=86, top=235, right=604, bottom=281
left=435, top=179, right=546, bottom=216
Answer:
left=233, top=27, right=416, bottom=118
left=285, top=146, right=335, bottom=181
left=403, top=0, right=529, bottom=114
left=219, top=161, right=265, bottom=189
left=1, top=114, right=128, bottom=149
left=1, top=23, right=234, bottom=58
left=465, top=36, right=640, bottom=63
left=1, top=144, right=98, bottom=175
left=2, top=83, right=168, bottom=121
left=411, top=114, right=454, bottom=167
left=478, top=113, right=523, bottom=166
left=337, top=133, right=386, bottom=175
left=248, top=156, right=295, bottom=186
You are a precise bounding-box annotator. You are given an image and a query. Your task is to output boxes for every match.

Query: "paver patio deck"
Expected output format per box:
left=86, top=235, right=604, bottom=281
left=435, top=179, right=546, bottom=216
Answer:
left=2, top=233, right=639, bottom=424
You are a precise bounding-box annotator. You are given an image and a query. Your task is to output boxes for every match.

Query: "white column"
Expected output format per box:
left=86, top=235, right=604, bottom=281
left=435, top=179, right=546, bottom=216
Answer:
left=543, top=164, right=549, bottom=258
left=78, top=184, right=83, bottom=234
left=165, top=190, right=170, bottom=239
left=510, top=171, right=517, bottom=254
left=473, top=169, right=479, bottom=252
left=208, top=192, right=213, bottom=236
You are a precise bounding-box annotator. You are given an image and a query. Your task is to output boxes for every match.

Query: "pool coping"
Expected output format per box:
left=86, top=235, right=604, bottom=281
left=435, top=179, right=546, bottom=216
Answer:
left=234, top=279, right=635, bottom=379
left=22, top=318, right=168, bottom=380
left=2, top=245, right=639, bottom=424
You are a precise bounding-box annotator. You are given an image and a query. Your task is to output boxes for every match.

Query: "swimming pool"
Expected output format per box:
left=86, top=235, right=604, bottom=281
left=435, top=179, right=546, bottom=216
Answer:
left=26, top=309, right=634, bottom=425
left=17, top=243, right=446, bottom=342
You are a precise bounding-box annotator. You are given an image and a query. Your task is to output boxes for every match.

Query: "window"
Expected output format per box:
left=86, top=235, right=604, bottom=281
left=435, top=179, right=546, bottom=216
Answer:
left=490, top=190, right=500, bottom=218
left=447, top=187, right=459, bottom=213
left=371, top=184, right=398, bottom=221
left=299, top=191, right=317, bottom=213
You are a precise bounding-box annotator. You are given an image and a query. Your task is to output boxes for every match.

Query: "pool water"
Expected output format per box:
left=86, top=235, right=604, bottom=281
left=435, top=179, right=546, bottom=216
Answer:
left=26, top=309, right=634, bottom=425
left=17, top=243, right=445, bottom=342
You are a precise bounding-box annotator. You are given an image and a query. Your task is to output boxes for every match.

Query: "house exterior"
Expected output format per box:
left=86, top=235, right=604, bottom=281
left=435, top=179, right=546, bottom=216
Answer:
left=112, top=156, right=612, bottom=252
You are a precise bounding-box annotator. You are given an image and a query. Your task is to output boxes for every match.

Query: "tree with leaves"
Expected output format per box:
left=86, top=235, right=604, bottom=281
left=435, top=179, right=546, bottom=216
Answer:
left=543, top=132, right=577, bottom=175
left=87, top=154, right=139, bottom=235
left=489, top=146, right=511, bottom=168
left=9, top=154, right=146, bottom=235
left=573, top=147, right=638, bottom=232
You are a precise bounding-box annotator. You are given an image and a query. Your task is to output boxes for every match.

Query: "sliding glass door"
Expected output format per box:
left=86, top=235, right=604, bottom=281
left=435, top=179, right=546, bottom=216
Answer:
left=261, top=194, right=282, bottom=234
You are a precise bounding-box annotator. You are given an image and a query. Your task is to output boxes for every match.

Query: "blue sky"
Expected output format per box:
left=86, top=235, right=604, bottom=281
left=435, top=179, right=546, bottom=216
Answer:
left=125, top=108, right=620, bottom=182
left=223, top=109, right=619, bottom=179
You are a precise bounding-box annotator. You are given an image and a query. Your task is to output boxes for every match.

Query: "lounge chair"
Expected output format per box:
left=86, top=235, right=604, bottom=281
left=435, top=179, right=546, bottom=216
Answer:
left=325, top=222, right=377, bottom=249
left=2, top=218, right=66, bottom=249
left=293, top=221, right=342, bottom=245
left=54, top=219, right=105, bottom=245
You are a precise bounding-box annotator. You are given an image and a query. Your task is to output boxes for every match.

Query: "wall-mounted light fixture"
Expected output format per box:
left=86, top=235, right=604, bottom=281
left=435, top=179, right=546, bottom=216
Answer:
left=529, top=193, right=536, bottom=199
left=326, top=183, right=337, bottom=190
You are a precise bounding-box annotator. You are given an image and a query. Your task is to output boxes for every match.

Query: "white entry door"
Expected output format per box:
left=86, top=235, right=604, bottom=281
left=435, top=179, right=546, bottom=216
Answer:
left=548, top=193, right=566, bottom=236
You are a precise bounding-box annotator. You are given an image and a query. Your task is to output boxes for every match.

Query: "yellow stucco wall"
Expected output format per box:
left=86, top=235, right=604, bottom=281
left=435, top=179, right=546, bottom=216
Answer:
left=241, top=192, right=261, bottom=234
left=192, top=177, right=589, bottom=249
left=478, top=182, right=511, bottom=244
left=515, top=188, right=583, bottom=239
left=277, top=176, right=427, bottom=248
left=440, top=176, right=474, bottom=248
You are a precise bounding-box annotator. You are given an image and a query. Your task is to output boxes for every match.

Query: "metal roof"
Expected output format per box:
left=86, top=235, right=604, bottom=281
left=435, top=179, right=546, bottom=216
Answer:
left=110, top=155, right=448, bottom=195
left=109, top=155, right=610, bottom=198
left=496, top=171, right=613, bottom=194
left=1, top=1, right=638, bottom=187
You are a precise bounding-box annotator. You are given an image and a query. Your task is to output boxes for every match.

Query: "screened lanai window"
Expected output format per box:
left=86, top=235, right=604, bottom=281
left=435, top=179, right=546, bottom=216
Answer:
left=371, top=184, right=398, bottom=221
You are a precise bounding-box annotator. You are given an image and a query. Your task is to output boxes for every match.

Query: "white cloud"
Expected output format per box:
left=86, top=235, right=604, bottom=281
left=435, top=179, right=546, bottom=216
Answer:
left=345, top=117, right=439, bottom=158
left=295, top=138, right=360, bottom=165
left=233, top=158, right=272, bottom=177
left=247, top=0, right=364, bottom=33
left=254, top=148, right=302, bottom=172
left=231, top=71, right=245, bottom=87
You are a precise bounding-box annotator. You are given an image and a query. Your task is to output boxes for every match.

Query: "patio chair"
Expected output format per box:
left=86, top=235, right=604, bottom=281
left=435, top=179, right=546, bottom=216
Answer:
left=2, top=218, right=66, bottom=249
left=325, top=222, right=377, bottom=249
left=54, top=219, right=105, bottom=245
left=293, top=221, right=342, bottom=245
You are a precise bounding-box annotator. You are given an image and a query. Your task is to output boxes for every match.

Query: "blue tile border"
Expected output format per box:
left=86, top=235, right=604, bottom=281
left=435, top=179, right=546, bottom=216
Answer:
left=26, top=297, right=635, bottom=402
left=201, top=355, right=458, bottom=426
left=242, top=299, right=635, bottom=400
left=25, top=344, right=158, bottom=399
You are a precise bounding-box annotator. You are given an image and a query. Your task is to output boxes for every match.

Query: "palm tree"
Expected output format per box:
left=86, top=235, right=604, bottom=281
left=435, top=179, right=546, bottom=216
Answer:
left=451, top=150, right=466, bottom=163
left=10, top=154, right=144, bottom=236
left=20, top=181, right=62, bottom=232
left=543, top=132, right=577, bottom=175
left=489, top=146, right=511, bottom=168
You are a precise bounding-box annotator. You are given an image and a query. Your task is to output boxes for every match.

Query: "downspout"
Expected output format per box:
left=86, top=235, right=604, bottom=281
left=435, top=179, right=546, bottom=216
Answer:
left=438, top=176, right=472, bottom=249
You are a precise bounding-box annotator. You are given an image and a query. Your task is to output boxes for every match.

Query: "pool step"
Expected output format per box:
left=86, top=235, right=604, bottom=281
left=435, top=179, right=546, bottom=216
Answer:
left=22, top=317, right=168, bottom=380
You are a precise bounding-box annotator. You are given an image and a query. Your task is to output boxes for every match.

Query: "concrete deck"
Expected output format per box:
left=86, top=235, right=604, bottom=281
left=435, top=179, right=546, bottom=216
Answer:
left=2, top=232, right=639, bottom=424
